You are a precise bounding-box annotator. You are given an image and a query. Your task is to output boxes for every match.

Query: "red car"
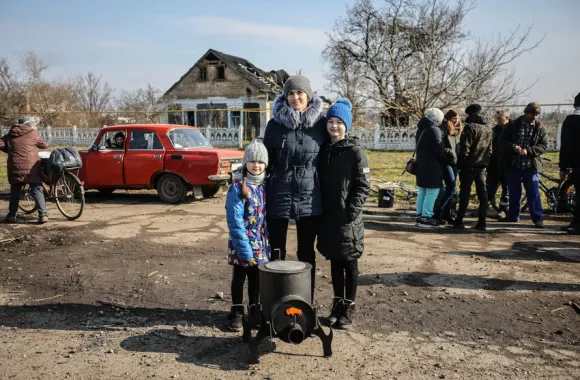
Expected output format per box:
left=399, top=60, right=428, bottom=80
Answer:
left=78, top=124, right=244, bottom=203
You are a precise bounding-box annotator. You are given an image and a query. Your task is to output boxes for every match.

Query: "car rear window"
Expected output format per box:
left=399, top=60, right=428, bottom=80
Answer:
left=168, top=128, right=212, bottom=149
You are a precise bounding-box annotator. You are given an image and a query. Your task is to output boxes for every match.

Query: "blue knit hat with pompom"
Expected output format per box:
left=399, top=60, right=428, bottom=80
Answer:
left=326, top=98, right=353, bottom=131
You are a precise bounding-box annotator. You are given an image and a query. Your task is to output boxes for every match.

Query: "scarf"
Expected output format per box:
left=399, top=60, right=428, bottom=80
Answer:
left=272, top=95, right=324, bottom=130
left=233, top=170, right=265, bottom=186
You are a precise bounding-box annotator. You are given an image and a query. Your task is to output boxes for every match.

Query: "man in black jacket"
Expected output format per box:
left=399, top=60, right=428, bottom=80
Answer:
left=486, top=110, right=510, bottom=219
left=499, top=102, right=548, bottom=228
left=558, top=92, right=580, bottom=233
left=454, top=104, right=493, bottom=231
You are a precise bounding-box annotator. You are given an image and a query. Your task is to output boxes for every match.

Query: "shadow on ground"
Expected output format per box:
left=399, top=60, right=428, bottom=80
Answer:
left=359, top=271, right=580, bottom=292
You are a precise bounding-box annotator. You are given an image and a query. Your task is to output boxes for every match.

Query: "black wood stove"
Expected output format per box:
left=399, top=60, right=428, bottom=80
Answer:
left=242, top=260, right=333, bottom=363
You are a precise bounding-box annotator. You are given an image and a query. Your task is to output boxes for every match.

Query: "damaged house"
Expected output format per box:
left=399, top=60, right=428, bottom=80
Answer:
left=159, top=49, right=289, bottom=139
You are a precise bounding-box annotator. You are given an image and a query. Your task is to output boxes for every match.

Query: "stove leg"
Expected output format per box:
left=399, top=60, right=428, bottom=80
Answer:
left=312, top=322, right=333, bottom=357
left=249, top=322, right=271, bottom=364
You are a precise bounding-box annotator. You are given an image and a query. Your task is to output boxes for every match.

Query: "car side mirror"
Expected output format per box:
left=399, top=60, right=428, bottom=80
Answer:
left=90, top=144, right=98, bottom=151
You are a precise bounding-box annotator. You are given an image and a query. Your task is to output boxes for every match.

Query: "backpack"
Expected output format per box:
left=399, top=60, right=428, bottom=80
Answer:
left=49, top=147, right=83, bottom=173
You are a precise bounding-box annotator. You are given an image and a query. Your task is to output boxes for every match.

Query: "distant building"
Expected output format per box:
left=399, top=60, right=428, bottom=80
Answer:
left=158, top=49, right=289, bottom=139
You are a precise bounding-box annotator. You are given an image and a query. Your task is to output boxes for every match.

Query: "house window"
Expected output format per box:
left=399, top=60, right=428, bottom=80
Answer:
left=200, top=66, right=208, bottom=81
left=217, top=66, right=225, bottom=80
left=231, top=111, right=241, bottom=127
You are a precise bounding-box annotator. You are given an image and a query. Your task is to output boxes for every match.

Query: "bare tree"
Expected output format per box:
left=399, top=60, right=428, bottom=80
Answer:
left=117, top=84, right=162, bottom=123
left=0, top=59, right=27, bottom=125
left=324, top=0, right=543, bottom=125
left=74, top=72, right=113, bottom=127
left=322, top=49, right=371, bottom=128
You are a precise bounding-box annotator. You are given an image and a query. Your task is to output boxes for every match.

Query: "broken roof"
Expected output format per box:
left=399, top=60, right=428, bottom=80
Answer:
left=163, top=49, right=289, bottom=100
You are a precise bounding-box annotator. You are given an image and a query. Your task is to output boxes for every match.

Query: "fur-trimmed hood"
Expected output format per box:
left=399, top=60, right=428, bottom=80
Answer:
left=272, top=94, right=324, bottom=130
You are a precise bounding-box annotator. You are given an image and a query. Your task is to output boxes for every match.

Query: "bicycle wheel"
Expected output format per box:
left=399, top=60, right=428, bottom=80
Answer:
left=18, top=184, right=38, bottom=214
left=54, top=172, right=85, bottom=220
left=559, top=178, right=576, bottom=214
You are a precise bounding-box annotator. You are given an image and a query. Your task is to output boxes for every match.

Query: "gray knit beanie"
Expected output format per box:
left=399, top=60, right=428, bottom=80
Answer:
left=243, top=139, right=268, bottom=168
left=283, top=75, right=313, bottom=100
left=425, top=108, right=444, bottom=125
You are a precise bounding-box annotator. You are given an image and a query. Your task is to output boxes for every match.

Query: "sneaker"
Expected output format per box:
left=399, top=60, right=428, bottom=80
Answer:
left=437, top=219, right=447, bottom=226
left=534, top=220, right=545, bottom=229
left=335, top=299, right=355, bottom=329
left=326, top=297, right=342, bottom=326
left=415, top=215, right=422, bottom=226
left=417, top=217, right=438, bottom=228
left=497, top=211, right=507, bottom=220
left=38, top=215, right=48, bottom=224
left=452, top=222, right=465, bottom=230
left=446, top=216, right=456, bottom=225
left=4, top=215, right=16, bottom=223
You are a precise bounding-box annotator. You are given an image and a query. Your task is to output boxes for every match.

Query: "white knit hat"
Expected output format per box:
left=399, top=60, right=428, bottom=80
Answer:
left=425, top=108, right=444, bottom=125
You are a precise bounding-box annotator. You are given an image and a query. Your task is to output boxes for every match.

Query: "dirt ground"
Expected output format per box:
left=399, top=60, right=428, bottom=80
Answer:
left=0, top=191, right=578, bottom=380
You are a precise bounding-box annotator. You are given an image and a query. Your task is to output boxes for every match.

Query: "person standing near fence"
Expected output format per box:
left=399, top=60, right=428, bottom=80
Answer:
left=558, top=92, right=580, bottom=234
left=486, top=109, right=510, bottom=219
left=453, top=104, right=493, bottom=231
left=433, top=109, right=462, bottom=225
left=0, top=118, right=49, bottom=224
left=414, top=108, right=447, bottom=228
left=317, top=99, right=370, bottom=329
left=263, top=75, right=326, bottom=300
left=499, top=102, right=547, bottom=228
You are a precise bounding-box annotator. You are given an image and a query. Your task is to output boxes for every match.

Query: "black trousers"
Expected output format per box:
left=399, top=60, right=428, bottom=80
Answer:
left=457, top=168, right=488, bottom=224
left=330, top=259, right=359, bottom=302
left=268, top=216, right=321, bottom=300
left=231, top=265, right=259, bottom=306
left=486, top=165, right=508, bottom=212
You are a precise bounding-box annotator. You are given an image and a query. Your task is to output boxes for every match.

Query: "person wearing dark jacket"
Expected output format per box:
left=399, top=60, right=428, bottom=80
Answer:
left=558, top=92, right=580, bottom=234
left=499, top=102, right=547, bottom=228
left=453, top=104, right=493, bottom=231
left=0, top=117, right=49, bottom=224
left=433, top=109, right=462, bottom=224
left=317, top=98, right=370, bottom=329
left=263, top=75, right=326, bottom=300
left=486, top=109, right=510, bottom=218
left=415, top=108, right=447, bottom=228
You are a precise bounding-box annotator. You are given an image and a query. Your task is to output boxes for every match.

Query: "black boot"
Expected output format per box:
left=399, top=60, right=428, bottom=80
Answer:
left=474, top=219, right=486, bottom=231
left=227, top=305, right=244, bottom=332
left=248, top=304, right=261, bottom=329
left=335, top=299, right=355, bottom=329
left=326, top=297, right=342, bottom=326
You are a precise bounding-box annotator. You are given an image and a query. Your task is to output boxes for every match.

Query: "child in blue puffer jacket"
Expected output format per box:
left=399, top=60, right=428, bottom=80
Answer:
left=225, top=139, right=270, bottom=332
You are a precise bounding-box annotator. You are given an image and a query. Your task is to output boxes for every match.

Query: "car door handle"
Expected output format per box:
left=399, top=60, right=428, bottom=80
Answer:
left=114, top=155, right=122, bottom=159
left=153, top=154, right=162, bottom=159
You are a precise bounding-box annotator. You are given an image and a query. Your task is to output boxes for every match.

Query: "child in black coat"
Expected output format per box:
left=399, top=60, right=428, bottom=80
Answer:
left=317, top=99, right=370, bottom=329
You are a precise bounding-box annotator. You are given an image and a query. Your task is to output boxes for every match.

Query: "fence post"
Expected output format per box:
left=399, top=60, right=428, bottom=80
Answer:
left=239, top=124, right=244, bottom=149
left=373, top=125, right=380, bottom=150
left=205, top=125, right=212, bottom=144
left=72, top=125, right=78, bottom=146
left=46, top=125, right=52, bottom=145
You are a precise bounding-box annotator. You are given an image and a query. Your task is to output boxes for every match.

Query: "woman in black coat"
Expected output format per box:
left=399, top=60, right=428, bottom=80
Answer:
left=263, top=75, right=327, bottom=300
left=415, top=108, right=447, bottom=228
left=317, top=99, right=370, bottom=329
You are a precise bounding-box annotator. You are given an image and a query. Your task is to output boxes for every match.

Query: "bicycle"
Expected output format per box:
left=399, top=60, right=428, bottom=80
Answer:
left=18, top=159, right=85, bottom=220
left=520, top=158, right=575, bottom=214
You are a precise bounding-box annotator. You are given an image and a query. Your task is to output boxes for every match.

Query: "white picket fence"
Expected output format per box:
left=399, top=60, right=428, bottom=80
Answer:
left=0, top=124, right=561, bottom=151
left=0, top=125, right=244, bottom=149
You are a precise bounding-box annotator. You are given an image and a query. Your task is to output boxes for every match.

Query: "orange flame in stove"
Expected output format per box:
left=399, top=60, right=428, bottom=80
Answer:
left=285, top=307, right=303, bottom=316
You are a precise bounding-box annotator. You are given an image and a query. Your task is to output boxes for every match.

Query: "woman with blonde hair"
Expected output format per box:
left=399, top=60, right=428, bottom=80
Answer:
left=434, top=109, right=462, bottom=224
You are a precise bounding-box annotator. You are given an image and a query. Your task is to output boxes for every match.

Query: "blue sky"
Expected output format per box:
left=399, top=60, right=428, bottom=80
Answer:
left=1, top=0, right=578, bottom=103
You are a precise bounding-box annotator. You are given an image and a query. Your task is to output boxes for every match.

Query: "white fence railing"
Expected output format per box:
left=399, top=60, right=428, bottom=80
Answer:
left=0, top=125, right=244, bottom=149
left=0, top=124, right=561, bottom=151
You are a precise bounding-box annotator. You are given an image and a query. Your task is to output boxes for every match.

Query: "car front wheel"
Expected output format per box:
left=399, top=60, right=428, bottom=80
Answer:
left=157, top=174, right=187, bottom=204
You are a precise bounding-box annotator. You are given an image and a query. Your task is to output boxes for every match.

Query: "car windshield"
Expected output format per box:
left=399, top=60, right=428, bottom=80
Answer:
left=167, top=128, right=212, bottom=149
